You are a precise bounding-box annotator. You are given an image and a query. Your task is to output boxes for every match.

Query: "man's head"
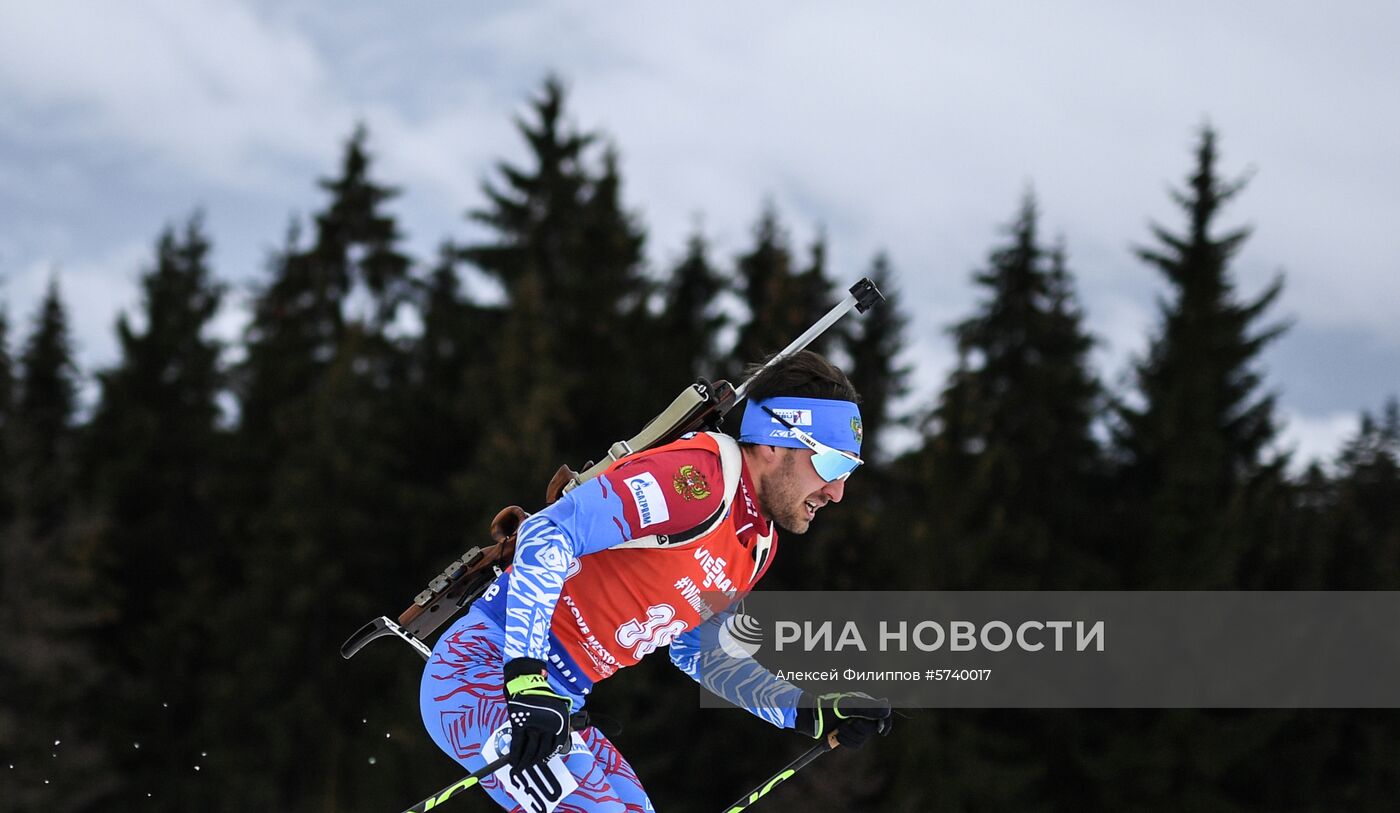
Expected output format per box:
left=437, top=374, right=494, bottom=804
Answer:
left=734, top=351, right=862, bottom=534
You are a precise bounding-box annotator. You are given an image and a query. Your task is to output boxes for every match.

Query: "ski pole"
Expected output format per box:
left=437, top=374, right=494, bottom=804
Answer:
left=721, top=732, right=840, bottom=813
left=732, top=277, right=883, bottom=402
left=400, top=753, right=510, bottom=813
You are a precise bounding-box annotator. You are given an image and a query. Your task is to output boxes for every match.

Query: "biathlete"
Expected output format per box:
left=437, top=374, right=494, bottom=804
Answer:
left=419, top=351, right=892, bottom=811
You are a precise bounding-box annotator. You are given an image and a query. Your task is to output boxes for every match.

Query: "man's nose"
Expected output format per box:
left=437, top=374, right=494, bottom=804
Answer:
left=821, top=478, right=846, bottom=503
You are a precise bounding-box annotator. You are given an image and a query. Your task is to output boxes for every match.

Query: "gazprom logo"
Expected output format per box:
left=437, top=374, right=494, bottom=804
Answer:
left=624, top=473, right=670, bottom=528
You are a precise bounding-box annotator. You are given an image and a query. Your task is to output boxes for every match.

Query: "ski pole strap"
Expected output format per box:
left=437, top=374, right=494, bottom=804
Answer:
left=720, top=733, right=839, bottom=813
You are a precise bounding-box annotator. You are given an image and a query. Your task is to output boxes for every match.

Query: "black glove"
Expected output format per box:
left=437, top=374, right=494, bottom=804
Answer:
left=795, top=691, right=892, bottom=749
left=503, top=657, right=572, bottom=770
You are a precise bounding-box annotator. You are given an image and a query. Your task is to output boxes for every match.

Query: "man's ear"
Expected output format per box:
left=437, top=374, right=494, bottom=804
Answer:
left=742, top=443, right=780, bottom=473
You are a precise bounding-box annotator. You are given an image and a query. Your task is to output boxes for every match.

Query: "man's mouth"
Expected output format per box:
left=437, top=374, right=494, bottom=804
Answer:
left=803, top=500, right=818, bottom=520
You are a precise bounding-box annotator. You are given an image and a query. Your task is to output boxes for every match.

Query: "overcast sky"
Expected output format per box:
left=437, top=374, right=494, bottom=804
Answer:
left=2, top=1, right=1397, bottom=468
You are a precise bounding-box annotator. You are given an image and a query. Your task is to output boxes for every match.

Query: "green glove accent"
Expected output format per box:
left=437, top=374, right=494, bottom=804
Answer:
left=503, top=657, right=572, bottom=769
left=796, top=691, right=892, bottom=748
left=506, top=672, right=554, bottom=696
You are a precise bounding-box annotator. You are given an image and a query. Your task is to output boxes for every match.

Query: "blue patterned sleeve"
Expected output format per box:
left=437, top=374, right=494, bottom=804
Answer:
left=668, top=610, right=802, bottom=729
left=502, top=477, right=632, bottom=662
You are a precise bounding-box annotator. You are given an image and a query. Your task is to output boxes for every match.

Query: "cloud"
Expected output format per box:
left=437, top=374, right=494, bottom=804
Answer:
left=1, top=0, right=1397, bottom=434
left=1275, top=409, right=1360, bottom=475
left=4, top=241, right=147, bottom=415
left=0, top=0, right=341, bottom=190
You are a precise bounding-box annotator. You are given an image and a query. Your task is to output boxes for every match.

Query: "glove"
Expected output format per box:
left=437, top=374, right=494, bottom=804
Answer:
left=503, top=657, right=572, bottom=770
left=795, top=691, right=892, bottom=749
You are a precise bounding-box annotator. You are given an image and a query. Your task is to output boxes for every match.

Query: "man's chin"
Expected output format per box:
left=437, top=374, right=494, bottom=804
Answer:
left=774, top=514, right=812, bottom=535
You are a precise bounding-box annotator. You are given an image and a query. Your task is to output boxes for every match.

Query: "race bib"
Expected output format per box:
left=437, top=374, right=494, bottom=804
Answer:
left=481, top=724, right=590, bottom=813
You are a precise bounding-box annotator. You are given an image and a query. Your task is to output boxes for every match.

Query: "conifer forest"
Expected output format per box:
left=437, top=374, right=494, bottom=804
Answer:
left=2, top=78, right=1398, bottom=812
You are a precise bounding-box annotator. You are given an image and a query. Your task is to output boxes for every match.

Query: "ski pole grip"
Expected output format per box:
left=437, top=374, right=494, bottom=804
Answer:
left=733, top=279, right=880, bottom=402
left=850, top=276, right=883, bottom=313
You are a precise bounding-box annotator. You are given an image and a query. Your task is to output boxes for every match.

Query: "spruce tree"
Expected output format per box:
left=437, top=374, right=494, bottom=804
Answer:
left=87, top=214, right=226, bottom=625
left=401, top=243, right=500, bottom=555
left=239, top=124, right=411, bottom=443
left=865, top=195, right=1108, bottom=812
left=1113, top=126, right=1287, bottom=588
left=14, top=279, right=80, bottom=537
left=654, top=228, right=728, bottom=386
left=795, top=231, right=839, bottom=355
left=731, top=206, right=838, bottom=377
left=0, top=304, right=10, bottom=399
left=841, top=253, right=911, bottom=459
left=466, top=76, right=596, bottom=301
left=82, top=214, right=227, bottom=807
left=460, top=76, right=651, bottom=508
left=727, top=209, right=846, bottom=590
left=1238, top=405, right=1400, bottom=810
left=0, top=305, right=13, bottom=523
left=1326, top=398, right=1400, bottom=587
left=451, top=79, right=727, bottom=806
left=731, top=204, right=794, bottom=370
left=571, top=145, right=655, bottom=439
left=1084, top=128, right=1298, bottom=813
left=799, top=253, right=912, bottom=593
left=0, top=281, right=115, bottom=811
left=920, top=192, right=1103, bottom=588
left=226, top=126, right=426, bottom=809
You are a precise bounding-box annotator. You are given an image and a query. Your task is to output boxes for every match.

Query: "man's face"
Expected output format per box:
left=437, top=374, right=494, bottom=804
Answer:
left=758, top=447, right=848, bottom=534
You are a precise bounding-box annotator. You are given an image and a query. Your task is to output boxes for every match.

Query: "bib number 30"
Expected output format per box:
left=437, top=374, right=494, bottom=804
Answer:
left=481, top=724, right=586, bottom=813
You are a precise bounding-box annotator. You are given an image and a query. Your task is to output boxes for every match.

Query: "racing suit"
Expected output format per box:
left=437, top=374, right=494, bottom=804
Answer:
left=419, top=432, right=803, bottom=811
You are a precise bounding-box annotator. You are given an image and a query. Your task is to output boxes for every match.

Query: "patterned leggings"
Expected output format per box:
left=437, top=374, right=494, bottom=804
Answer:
left=420, top=613, right=654, bottom=812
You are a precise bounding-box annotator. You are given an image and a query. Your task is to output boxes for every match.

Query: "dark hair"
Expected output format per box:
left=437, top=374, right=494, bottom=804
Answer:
left=729, top=350, right=859, bottom=439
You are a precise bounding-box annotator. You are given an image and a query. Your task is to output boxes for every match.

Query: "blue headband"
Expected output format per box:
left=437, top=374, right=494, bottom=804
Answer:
left=738, top=397, right=863, bottom=455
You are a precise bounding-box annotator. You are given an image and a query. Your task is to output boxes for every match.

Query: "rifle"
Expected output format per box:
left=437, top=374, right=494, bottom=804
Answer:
left=341, top=277, right=883, bottom=662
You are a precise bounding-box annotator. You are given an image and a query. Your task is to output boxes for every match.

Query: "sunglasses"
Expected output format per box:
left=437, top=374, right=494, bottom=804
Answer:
left=761, top=406, right=864, bottom=483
